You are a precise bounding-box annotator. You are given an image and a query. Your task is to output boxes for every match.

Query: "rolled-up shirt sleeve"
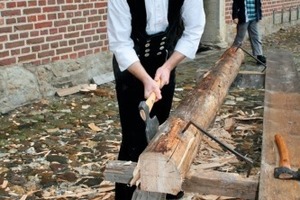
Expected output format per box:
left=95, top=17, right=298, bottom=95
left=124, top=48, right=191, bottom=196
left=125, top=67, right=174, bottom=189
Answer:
left=175, top=0, right=206, bottom=59
left=107, top=0, right=139, bottom=72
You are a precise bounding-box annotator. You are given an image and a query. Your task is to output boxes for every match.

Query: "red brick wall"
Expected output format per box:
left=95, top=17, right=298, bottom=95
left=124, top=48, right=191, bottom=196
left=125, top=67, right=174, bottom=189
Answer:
left=225, top=0, right=300, bottom=23
left=0, top=0, right=108, bottom=67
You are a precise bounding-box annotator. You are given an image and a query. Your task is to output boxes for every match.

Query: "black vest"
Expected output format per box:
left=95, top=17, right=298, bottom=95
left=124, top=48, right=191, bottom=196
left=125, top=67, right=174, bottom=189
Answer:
left=126, top=0, right=184, bottom=58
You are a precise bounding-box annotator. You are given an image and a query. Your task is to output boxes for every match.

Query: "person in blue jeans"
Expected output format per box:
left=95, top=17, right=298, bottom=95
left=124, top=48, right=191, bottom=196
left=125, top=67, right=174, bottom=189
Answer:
left=107, top=0, right=205, bottom=199
left=232, top=0, right=267, bottom=65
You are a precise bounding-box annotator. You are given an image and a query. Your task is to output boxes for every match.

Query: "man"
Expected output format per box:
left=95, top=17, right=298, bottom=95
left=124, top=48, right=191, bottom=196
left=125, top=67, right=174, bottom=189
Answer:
left=107, top=0, right=205, bottom=199
left=232, top=0, right=266, bottom=64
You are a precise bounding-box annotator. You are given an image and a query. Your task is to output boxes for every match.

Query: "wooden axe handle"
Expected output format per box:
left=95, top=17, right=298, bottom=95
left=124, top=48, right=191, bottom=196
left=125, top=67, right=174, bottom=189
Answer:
left=275, top=133, right=291, bottom=169
left=140, top=79, right=161, bottom=121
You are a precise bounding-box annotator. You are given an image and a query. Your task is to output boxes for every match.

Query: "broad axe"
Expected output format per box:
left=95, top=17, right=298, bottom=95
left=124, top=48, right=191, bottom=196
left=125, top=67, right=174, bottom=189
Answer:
left=138, top=80, right=161, bottom=143
left=274, top=134, right=300, bottom=180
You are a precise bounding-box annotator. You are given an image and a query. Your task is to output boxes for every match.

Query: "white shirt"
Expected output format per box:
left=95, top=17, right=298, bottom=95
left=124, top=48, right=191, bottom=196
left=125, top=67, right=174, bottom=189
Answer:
left=107, top=0, right=206, bottom=72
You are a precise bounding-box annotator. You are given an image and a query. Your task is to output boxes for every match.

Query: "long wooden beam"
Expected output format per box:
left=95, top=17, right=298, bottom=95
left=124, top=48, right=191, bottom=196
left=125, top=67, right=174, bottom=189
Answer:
left=136, top=47, right=245, bottom=195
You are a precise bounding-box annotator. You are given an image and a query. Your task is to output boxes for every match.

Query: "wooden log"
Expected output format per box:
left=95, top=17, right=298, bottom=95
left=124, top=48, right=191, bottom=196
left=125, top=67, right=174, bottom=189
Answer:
left=104, top=160, right=259, bottom=200
left=258, top=50, right=300, bottom=199
left=132, top=47, right=245, bottom=195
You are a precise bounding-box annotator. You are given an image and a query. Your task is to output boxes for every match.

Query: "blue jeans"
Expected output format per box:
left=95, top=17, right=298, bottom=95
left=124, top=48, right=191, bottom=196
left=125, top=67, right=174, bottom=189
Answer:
left=233, top=20, right=263, bottom=56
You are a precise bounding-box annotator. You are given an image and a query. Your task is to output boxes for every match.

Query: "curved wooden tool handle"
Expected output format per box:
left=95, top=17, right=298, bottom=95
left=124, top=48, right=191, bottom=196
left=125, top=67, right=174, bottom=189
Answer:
left=275, top=134, right=291, bottom=168
left=139, top=79, right=161, bottom=121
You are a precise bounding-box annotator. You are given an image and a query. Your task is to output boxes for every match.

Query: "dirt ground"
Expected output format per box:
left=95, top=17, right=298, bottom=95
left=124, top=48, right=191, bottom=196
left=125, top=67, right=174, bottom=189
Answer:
left=0, top=24, right=299, bottom=200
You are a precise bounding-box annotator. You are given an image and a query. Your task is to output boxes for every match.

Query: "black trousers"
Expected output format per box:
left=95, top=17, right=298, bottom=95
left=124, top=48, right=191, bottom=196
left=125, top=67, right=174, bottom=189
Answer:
left=113, top=52, right=176, bottom=200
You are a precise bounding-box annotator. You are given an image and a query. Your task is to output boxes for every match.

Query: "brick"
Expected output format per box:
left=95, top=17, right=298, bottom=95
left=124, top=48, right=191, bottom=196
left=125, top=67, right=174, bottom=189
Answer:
left=79, top=3, right=93, bottom=9
left=49, top=28, right=58, bottom=34
left=48, top=13, right=57, bottom=20
left=56, top=47, right=72, bottom=55
left=78, top=51, right=85, bottom=57
left=0, top=35, right=8, bottom=42
left=20, top=32, right=29, bottom=39
left=41, top=44, right=49, bottom=50
left=38, top=15, right=46, bottom=21
left=73, top=44, right=88, bottom=51
left=23, top=8, right=41, bottom=15
left=32, top=45, right=41, bottom=52
left=0, top=18, right=4, bottom=25
left=0, top=2, right=5, bottom=9
left=30, top=31, right=39, bottom=37
left=41, top=58, right=51, bottom=65
left=0, top=51, right=9, bottom=58
left=27, top=15, right=37, bottom=22
left=43, top=6, right=60, bottom=13
left=17, top=17, right=26, bottom=23
left=54, top=20, right=70, bottom=27
left=58, top=13, right=65, bottom=18
left=68, top=26, right=76, bottom=32
left=62, top=5, right=77, bottom=11
left=70, top=53, right=77, bottom=59
left=41, top=30, right=49, bottom=35
left=27, top=37, right=44, bottom=45
left=28, top=1, right=37, bottom=7
left=18, top=54, right=36, bottom=62
left=21, top=47, right=30, bottom=54
left=64, top=32, right=79, bottom=39
left=47, top=0, right=56, bottom=5
left=6, top=18, right=17, bottom=24
left=72, top=18, right=86, bottom=24
left=5, top=40, right=25, bottom=49
left=11, top=49, right=21, bottom=56
left=89, top=41, right=102, bottom=48
left=1, top=10, right=21, bottom=17
left=14, top=24, right=34, bottom=31
left=90, top=9, right=97, bottom=15
left=59, top=40, right=68, bottom=47
left=38, top=50, right=55, bottom=58
left=6, top=2, right=17, bottom=8
left=46, top=35, right=63, bottom=42
left=35, top=21, right=52, bottom=29
left=10, top=34, right=19, bottom=40
left=0, top=57, right=16, bottom=66
left=68, top=39, right=76, bottom=45
left=51, top=42, right=59, bottom=49
left=81, top=30, right=95, bottom=36
left=17, top=1, right=27, bottom=7
left=88, top=16, right=101, bottom=22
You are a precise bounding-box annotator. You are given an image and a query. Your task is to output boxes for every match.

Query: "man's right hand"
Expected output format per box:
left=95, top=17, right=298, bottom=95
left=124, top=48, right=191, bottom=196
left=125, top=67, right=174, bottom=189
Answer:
left=233, top=18, right=239, bottom=24
left=127, top=61, right=162, bottom=101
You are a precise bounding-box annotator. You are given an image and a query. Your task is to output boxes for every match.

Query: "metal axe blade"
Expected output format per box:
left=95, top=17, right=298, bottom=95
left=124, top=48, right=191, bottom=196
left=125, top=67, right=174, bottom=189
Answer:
left=139, top=100, right=159, bottom=143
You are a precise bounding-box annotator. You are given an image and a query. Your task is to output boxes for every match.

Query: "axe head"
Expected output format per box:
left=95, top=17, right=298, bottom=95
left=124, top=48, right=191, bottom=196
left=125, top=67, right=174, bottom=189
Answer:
left=274, top=166, right=300, bottom=180
left=138, top=101, right=159, bottom=143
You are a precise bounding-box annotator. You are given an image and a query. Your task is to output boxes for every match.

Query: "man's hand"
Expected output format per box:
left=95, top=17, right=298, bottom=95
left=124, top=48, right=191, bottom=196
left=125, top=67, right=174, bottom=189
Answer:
left=233, top=18, right=239, bottom=24
left=127, top=61, right=162, bottom=101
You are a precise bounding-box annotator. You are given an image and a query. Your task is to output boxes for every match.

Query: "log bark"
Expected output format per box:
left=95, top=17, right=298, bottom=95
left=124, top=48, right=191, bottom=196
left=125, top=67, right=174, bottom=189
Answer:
left=133, top=47, right=245, bottom=194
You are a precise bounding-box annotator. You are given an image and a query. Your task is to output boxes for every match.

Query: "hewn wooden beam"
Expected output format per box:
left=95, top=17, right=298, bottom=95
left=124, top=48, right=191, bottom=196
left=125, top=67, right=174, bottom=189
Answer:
left=136, top=47, right=245, bottom=195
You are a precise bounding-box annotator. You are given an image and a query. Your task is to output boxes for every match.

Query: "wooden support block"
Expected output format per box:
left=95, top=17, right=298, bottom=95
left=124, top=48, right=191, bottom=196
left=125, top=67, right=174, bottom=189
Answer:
left=104, top=160, right=259, bottom=200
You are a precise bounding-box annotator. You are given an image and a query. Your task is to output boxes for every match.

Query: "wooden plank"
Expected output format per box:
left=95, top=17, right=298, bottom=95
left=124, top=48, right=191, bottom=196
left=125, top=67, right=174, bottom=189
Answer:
left=104, top=160, right=259, bottom=200
left=258, top=50, right=300, bottom=200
